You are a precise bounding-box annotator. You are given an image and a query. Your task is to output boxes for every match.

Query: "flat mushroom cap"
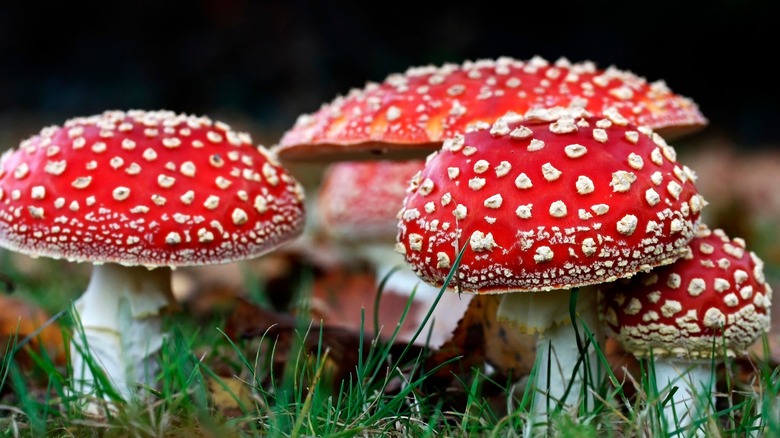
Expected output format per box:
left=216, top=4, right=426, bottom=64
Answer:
left=318, top=159, right=425, bottom=243
left=598, top=225, right=773, bottom=359
left=395, top=108, right=706, bottom=293
left=276, top=56, right=707, bottom=162
left=0, top=110, right=307, bottom=268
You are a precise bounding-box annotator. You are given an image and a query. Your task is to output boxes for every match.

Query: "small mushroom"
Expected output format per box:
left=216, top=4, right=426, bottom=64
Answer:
left=396, top=108, right=705, bottom=424
left=0, top=110, right=307, bottom=410
left=275, top=56, right=707, bottom=162
left=597, top=224, right=772, bottom=433
left=317, top=159, right=471, bottom=348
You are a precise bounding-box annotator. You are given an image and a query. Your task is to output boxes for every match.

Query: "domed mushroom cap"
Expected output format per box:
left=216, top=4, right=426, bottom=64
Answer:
left=598, top=225, right=772, bottom=359
left=276, top=56, right=707, bottom=162
left=318, top=159, right=425, bottom=243
left=395, top=108, right=706, bottom=293
left=0, top=110, right=307, bottom=268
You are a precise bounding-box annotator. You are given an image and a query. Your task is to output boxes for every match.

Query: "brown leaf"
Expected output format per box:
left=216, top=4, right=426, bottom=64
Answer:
left=0, top=295, right=66, bottom=368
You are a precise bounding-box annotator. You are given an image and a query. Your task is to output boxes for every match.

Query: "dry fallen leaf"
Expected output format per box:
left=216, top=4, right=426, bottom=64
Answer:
left=0, top=294, right=66, bottom=369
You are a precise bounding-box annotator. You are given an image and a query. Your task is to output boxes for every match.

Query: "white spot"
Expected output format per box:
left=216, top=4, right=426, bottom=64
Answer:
left=527, top=139, right=545, bottom=151
left=180, top=161, right=196, bottom=177
left=565, top=144, right=587, bottom=158
left=484, top=194, right=503, bottom=209
left=45, top=161, right=67, bottom=175
left=610, top=171, right=636, bottom=192
left=592, top=129, right=608, bottom=143
left=470, top=231, right=496, bottom=251
left=576, top=176, right=594, bottom=194
left=143, top=148, right=158, bottom=161
left=112, top=187, right=131, bottom=201
left=534, top=246, right=554, bottom=263
left=180, top=190, right=195, bottom=204
left=469, top=177, right=486, bottom=190
left=495, top=161, right=511, bottom=177
left=645, top=188, right=660, bottom=206
left=688, top=278, right=706, bottom=296
left=231, top=208, right=248, bottom=225
left=515, top=173, right=533, bottom=189
left=542, top=163, right=562, bottom=181
left=31, top=186, right=45, bottom=200
left=617, top=214, right=638, bottom=235
left=165, top=232, right=182, bottom=245
left=549, top=200, right=567, bottom=217
left=516, top=204, right=532, bottom=219
left=204, top=195, right=220, bottom=210
left=158, top=174, right=176, bottom=188
left=72, top=176, right=92, bottom=189
left=409, top=234, right=423, bottom=251
left=437, top=252, right=451, bottom=269
left=582, top=238, right=596, bottom=256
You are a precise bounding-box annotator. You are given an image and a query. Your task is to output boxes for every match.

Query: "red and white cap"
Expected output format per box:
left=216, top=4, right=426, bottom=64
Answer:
left=396, top=108, right=706, bottom=293
left=0, top=110, right=307, bottom=268
left=276, top=56, right=707, bottom=162
left=598, top=224, right=772, bottom=359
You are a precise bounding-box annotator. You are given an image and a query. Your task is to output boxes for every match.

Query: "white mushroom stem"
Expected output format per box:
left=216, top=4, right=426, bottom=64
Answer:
left=70, top=263, right=176, bottom=403
left=359, top=243, right=471, bottom=349
left=497, top=289, right=604, bottom=431
left=652, top=359, right=714, bottom=436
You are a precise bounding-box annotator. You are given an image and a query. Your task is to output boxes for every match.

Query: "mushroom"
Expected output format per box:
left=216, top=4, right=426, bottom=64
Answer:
left=597, top=224, right=772, bottom=433
left=317, top=159, right=472, bottom=348
left=395, top=108, right=705, bottom=428
left=275, top=55, right=707, bottom=162
left=0, top=110, right=307, bottom=407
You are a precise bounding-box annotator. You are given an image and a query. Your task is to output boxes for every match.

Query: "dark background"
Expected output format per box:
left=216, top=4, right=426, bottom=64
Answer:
left=0, top=1, right=777, bottom=150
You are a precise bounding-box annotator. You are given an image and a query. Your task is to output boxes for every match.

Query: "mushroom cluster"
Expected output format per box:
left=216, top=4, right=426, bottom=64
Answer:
left=275, top=55, right=708, bottom=365
left=0, top=109, right=306, bottom=407
left=395, top=107, right=706, bottom=422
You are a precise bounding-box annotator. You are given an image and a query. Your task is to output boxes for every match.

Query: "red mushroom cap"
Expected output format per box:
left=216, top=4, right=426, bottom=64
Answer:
left=0, top=110, right=307, bottom=268
left=395, top=108, right=706, bottom=293
left=598, top=225, right=772, bottom=359
left=276, top=56, right=707, bottom=162
left=318, top=159, right=425, bottom=243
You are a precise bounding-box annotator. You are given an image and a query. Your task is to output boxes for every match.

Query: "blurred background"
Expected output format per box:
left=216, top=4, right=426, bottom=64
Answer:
left=0, top=0, right=777, bottom=150
left=0, top=1, right=777, bottom=322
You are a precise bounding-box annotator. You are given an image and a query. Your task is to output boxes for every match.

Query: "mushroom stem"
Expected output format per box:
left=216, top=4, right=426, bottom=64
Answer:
left=497, top=289, right=604, bottom=430
left=70, top=263, right=176, bottom=403
left=652, top=359, right=714, bottom=436
left=363, top=243, right=471, bottom=348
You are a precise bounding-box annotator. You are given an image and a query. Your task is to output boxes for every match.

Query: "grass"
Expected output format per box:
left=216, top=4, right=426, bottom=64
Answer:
left=0, top=251, right=778, bottom=437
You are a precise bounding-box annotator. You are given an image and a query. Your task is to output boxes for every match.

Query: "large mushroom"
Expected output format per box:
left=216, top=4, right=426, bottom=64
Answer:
left=395, top=108, right=705, bottom=428
left=316, top=159, right=471, bottom=348
left=275, top=55, right=707, bottom=163
left=275, top=55, right=707, bottom=356
left=597, top=224, right=772, bottom=433
left=0, top=110, right=306, bottom=407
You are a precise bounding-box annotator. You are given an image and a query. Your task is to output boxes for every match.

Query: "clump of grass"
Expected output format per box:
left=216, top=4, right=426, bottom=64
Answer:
left=0, top=249, right=778, bottom=437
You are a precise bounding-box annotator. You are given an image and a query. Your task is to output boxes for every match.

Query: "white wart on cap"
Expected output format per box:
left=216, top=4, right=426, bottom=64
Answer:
left=396, top=109, right=706, bottom=293
left=0, top=109, right=307, bottom=268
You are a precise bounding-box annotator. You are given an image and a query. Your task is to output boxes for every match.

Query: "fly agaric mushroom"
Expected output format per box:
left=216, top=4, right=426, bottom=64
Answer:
left=0, top=110, right=306, bottom=406
left=317, top=159, right=471, bottom=348
left=395, top=108, right=705, bottom=425
left=597, top=224, right=772, bottom=433
left=275, top=55, right=707, bottom=162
